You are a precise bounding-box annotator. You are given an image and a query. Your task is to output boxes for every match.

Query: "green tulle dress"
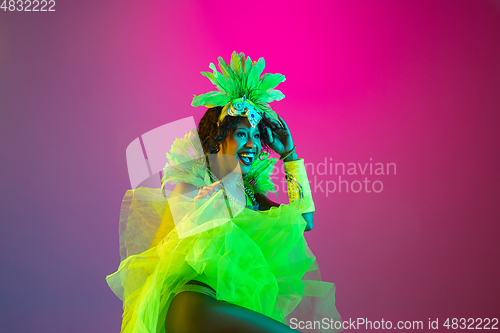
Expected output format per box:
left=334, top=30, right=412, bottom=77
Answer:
left=106, top=130, right=342, bottom=333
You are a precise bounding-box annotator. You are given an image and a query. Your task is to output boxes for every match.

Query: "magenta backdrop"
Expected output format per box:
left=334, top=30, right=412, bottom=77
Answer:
left=1, top=0, right=499, bottom=332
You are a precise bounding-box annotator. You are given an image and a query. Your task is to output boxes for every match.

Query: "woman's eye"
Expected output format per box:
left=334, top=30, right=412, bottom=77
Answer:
left=236, top=131, right=259, bottom=139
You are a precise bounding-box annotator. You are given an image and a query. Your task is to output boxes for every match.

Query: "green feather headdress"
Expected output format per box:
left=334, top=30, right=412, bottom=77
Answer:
left=191, top=51, right=286, bottom=127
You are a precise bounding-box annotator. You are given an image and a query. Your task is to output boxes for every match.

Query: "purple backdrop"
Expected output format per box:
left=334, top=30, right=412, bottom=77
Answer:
left=1, top=0, right=499, bottom=332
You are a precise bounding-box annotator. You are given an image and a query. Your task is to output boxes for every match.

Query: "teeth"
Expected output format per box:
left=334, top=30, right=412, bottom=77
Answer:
left=238, top=152, right=254, bottom=166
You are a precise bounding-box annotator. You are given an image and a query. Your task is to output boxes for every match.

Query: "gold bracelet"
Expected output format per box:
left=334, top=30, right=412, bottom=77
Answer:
left=280, top=145, right=296, bottom=161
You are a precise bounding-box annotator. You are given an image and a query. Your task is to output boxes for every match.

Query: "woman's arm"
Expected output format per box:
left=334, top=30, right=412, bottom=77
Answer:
left=283, top=149, right=314, bottom=232
left=261, top=114, right=314, bottom=231
left=254, top=193, right=314, bottom=232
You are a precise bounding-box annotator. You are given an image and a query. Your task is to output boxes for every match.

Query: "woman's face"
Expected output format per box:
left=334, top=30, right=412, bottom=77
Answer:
left=218, top=118, right=261, bottom=176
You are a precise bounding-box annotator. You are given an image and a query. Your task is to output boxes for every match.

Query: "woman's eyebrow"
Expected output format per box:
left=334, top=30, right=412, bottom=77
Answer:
left=235, top=126, right=260, bottom=134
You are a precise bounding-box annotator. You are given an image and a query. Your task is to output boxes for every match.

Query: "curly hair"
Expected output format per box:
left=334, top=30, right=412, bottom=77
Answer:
left=198, top=106, right=271, bottom=156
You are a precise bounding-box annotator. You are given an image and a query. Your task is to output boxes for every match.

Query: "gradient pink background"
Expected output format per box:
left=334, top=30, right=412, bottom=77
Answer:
left=1, top=0, right=499, bottom=332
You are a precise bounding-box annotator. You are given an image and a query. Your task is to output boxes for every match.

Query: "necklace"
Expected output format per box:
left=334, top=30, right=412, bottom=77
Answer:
left=208, top=169, right=259, bottom=211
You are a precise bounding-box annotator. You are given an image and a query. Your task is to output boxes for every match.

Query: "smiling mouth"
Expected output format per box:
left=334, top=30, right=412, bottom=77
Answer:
left=237, top=152, right=255, bottom=166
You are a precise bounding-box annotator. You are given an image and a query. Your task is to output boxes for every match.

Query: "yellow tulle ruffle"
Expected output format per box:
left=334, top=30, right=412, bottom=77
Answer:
left=106, top=187, right=341, bottom=333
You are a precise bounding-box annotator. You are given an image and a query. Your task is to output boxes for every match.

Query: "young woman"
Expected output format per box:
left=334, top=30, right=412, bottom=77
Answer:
left=107, top=52, right=342, bottom=333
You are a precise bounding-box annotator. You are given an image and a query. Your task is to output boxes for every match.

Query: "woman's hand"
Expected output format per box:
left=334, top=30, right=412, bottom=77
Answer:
left=194, top=180, right=223, bottom=211
left=263, top=114, right=295, bottom=158
left=194, top=180, right=222, bottom=200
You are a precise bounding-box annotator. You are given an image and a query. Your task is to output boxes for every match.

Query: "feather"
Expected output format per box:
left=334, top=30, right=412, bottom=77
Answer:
left=237, top=52, right=245, bottom=78
left=260, top=89, right=285, bottom=103
left=258, top=103, right=278, bottom=120
left=243, top=56, right=252, bottom=74
left=258, top=73, right=286, bottom=93
left=247, top=58, right=265, bottom=92
left=220, top=56, right=236, bottom=79
left=241, top=56, right=252, bottom=88
left=192, top=52, right=286, bottom=113
left=218, top=56, right=241, bottom=96
left=162, top=130, right=208, bottom=189
left=243, top=152, right=278, bottom=196
left=230, top=51, right=242, bottom=77
left=208, top=63, right=230, bottom=93
left=201, top=70, right=223, bottom=91
left=218, top=57, right=231, bottom=78
left=191, top=91, right=230, bottom=107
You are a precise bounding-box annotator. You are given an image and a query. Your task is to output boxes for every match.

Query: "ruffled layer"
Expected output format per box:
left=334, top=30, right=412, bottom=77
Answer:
left=106, top=188, right=341, bottom=333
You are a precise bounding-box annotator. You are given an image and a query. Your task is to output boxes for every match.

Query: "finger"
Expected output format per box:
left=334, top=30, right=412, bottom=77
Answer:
left=266, top=126, right=274, bottom=143
left=262, top=113, right=272, bottom=124
left=200, top=188, right=214, bottom=197
left=211, top=180, right=223, bottom=190
left=265, top=115, right=289, bottom=137
left=270, top=126, right=287, bottom=138
left=263, top=113, right=280, bottom=130
left=278, top=115, right=290, bottom=131
left=270, top=118, right=282, bottom=129
left=195, top=192, right=208, bottom=200
left=202, top=185, right=212, bottom=191
left=262, top=113, right=274, bottom=128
